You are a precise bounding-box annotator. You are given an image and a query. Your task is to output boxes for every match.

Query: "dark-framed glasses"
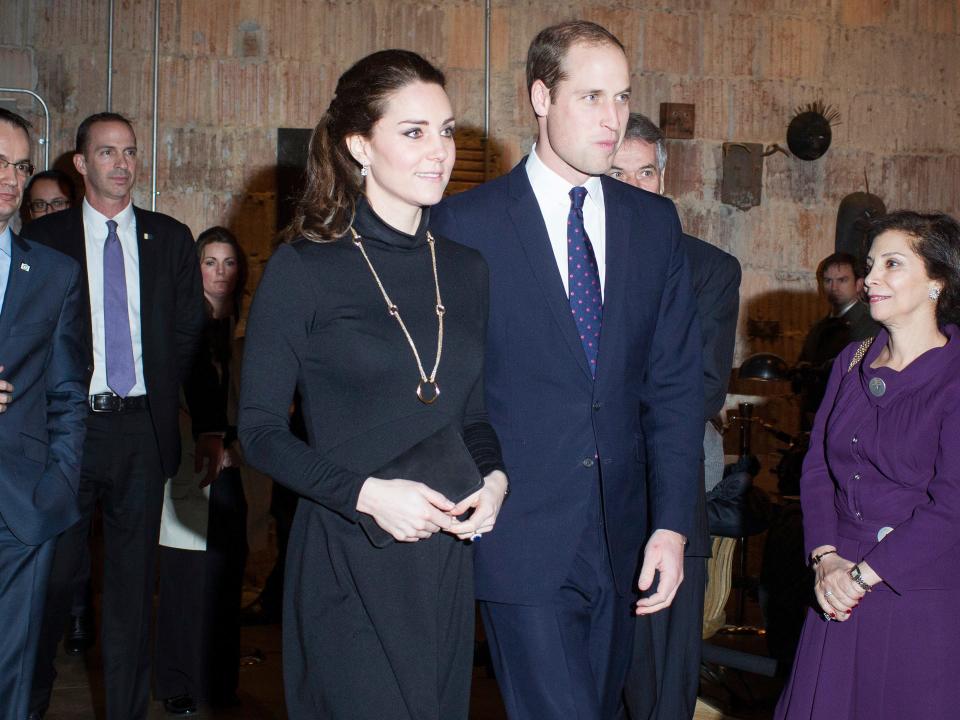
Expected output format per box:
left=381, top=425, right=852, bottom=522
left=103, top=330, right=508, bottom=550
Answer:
left=29, top=198, right=70, bottom=213
left=0, top=157, right=35, bottom=177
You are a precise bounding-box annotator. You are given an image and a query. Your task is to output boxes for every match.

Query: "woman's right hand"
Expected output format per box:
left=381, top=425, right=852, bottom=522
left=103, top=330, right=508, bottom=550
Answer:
left=814, top=552, right=867, bottom=621
left=356, top=477, right=456, bottom=542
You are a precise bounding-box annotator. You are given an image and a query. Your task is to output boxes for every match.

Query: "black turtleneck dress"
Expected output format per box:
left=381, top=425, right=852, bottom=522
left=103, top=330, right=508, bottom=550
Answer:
left=239, top=199, right=503, bottom=720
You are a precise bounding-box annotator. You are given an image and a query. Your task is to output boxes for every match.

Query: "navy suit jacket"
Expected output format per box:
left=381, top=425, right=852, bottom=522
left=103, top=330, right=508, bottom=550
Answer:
left=682, top=233, right=741, bottom=558
left=23, top=206, right=205, bottom=478
left=434, top=161, right=704, bottom=603
left=0, top=233, right=88, bottom=546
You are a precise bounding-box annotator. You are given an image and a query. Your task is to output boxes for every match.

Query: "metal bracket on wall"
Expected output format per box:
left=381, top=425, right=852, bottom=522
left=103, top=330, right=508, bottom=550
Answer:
left=0, top=88, right=51, bottom=170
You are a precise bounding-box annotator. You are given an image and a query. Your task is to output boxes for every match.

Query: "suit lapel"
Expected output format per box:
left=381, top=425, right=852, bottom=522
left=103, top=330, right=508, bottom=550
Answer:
left=506, top=164, right=593, bottom=381
left=133, top=207, right=155, bottom=332
left=0, top=233, right=34, bottom=337
left=595, top=177, right=634, bottom=392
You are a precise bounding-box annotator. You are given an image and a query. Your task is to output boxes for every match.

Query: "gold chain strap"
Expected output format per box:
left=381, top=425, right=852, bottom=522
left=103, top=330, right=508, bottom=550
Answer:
left=349, top=226, right=445, bottom=404
left=847, top=337, right=875, bottom=373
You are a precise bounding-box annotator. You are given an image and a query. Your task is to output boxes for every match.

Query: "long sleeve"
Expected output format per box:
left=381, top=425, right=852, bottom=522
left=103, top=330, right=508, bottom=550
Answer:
left=173, top=223, right=205, bottom=383
left=800, top=344, right=849, bottom=558
left=640, top=217, right=705, bottom=538
left=238, top=244, right=366, bottom=520
left=700, top=254, right=741, bottom=419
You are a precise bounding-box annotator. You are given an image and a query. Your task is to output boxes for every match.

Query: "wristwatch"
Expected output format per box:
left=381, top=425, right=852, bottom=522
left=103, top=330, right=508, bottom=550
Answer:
left=849, top=564, right=873, bottom=592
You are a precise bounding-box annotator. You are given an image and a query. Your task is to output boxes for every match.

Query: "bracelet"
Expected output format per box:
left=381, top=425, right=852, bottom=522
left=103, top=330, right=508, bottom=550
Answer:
left=849, top=564, right=873, bottom=592
left=811, top=549, right=837, bottom=566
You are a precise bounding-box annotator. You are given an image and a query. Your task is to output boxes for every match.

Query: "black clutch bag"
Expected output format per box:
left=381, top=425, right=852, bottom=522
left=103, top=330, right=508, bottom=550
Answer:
left=360, top=423, right=484, bottom=548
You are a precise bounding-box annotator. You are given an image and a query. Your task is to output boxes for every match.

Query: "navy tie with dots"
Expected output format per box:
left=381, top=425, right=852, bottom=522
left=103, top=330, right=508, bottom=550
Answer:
left=567, top=186, right=602, bottom=377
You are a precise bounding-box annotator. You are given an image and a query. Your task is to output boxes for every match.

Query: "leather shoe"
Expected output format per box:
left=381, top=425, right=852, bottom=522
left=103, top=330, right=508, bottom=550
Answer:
left=63, top=614, right=94, bottom=655
left=163, top=694, right=198, bottom=715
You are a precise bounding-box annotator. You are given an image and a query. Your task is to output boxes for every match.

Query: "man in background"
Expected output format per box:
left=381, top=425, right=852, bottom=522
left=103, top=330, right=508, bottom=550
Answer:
left=25, top=112, right=204, bottom=720
left=609, top=113, right=741, bottom=720
left=0, top=108, right=87, bottom=720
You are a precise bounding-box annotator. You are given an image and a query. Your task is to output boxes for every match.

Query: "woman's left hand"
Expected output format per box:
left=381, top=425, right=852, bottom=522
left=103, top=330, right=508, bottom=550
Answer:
left=815, top=553, right=866, bottom=621
left=446, top=470, right=509, bottom=541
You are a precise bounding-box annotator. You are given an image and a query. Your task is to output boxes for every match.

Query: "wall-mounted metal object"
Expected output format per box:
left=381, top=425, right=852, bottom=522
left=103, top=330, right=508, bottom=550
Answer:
left=787, top=101, right=840, bottom=161
left=0, top=88, right=51, bottom=170
left=836, top=179, right=886, bottom=262
left=660, top=102, right=695, bottom=139
left=721, top=142, right=763, bottom=210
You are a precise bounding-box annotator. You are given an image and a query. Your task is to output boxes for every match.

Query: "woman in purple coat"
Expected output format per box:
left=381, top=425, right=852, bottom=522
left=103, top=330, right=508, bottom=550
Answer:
left=776, top=210, right=960, bottom=720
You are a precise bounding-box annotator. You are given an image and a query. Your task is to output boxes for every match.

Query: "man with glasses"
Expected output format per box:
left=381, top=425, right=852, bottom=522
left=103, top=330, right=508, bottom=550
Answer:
left=23, top=170, right=76, bottom=222
left=0, top=108, right=88, bottom=720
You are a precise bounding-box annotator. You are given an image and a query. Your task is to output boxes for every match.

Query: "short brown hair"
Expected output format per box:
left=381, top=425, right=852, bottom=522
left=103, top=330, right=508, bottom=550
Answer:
left=526, top=20, right=625, bottom=102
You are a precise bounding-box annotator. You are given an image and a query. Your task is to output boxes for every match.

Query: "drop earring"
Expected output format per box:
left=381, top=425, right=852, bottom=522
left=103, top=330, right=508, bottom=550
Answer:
left=361, top=165, right=369, bottom=177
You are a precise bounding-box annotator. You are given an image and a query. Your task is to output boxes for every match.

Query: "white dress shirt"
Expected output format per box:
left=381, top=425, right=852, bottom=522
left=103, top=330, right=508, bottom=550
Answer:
left=525, top=144, right=606, bottom=298
left=83, top=198, right=147, bottom=396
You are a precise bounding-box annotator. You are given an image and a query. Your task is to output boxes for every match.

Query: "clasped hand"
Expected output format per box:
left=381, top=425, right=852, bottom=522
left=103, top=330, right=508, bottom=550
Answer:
left=815, top=553, right=866, bottom=621
left=0, top=366, right=13, bottom=414
left=357, top=470, right=508, bottom=543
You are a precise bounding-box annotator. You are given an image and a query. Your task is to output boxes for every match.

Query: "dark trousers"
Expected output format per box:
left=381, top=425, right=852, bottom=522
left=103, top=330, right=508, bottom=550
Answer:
left=623, top=556, right=706, bottom=720
left=31, top=409, right=165, bottom=719
left=155, top=467, right=248, bottom=703
left=479, top=520, right=636, bottom=720
left=0, top=514, right=54, bottom=720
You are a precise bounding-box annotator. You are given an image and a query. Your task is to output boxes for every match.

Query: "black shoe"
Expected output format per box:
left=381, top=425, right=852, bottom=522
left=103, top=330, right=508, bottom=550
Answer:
left=163, top=694, right=198, bottom=715
left=63, top=614, right=95, bottom=655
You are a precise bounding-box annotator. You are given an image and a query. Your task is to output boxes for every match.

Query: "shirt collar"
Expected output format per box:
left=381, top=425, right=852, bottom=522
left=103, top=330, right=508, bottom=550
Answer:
left=0, top=226, right=10, bottom=259
left=525, top=143, right=604, bottom=209
left=83, top=197, right=135, bottom=237
left=831, top=299, right=859, bottom=318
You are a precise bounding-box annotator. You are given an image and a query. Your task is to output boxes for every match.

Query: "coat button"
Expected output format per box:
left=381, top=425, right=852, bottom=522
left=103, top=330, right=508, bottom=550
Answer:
left=853, top=473, right=861, bottom=480
left=592, top=402, right=602, bottom=411
left=582, top=458, right=595, bottom=468
left=852, top=436, right=858, bottom=444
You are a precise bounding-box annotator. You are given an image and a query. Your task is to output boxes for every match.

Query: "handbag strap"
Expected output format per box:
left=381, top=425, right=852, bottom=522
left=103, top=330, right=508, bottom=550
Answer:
left=847, top=337, right=875, bottom=373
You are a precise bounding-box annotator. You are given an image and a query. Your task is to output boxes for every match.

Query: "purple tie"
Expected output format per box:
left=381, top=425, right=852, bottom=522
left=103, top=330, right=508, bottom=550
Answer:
left=567, top=186, right=602, bottom=377
left=103, top=219, right=136, bottom=397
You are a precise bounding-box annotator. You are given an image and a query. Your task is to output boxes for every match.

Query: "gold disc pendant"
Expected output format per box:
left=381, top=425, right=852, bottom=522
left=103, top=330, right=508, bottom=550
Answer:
left=417, top=381, right=440, bottom=404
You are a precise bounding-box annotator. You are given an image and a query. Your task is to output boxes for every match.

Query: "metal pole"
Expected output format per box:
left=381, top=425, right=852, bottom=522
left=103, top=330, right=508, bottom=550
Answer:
left=0, top=88, right=51, bottom=170
left=150, top=0, right=160, bottom=211
left=482, top=0, right=491, bottom=179
left=106, top=0, right=115, bottom=110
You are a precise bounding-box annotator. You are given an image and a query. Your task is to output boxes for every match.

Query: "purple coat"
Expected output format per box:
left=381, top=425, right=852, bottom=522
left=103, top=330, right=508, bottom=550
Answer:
left=776, top=324, right=960, bottom=720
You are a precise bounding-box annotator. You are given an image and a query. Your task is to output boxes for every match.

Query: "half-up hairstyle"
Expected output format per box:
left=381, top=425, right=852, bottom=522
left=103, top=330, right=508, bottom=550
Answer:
left=282, top=49, right=446, bottom=243
left=868, top=210, right=960, bottom=327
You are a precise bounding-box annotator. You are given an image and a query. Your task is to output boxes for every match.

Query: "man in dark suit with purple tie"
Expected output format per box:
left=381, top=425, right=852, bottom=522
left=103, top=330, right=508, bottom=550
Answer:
left=433, top=21, right=704, bottom=720
left=0, top=108, right=88, bottom=720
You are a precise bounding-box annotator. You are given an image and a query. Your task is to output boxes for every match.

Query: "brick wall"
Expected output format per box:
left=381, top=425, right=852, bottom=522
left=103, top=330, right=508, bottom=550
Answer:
left=3, top=0, right=959, bottom=444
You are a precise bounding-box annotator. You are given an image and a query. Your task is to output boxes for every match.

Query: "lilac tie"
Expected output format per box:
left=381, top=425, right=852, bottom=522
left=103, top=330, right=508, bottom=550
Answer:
left=567, top=187, right=602, bottom=377
left=103, top=219, right=136, bottom=397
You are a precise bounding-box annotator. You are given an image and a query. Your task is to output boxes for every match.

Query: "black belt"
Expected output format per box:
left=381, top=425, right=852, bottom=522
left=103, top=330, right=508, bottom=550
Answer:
left=88, top=393, right=149, bottom=413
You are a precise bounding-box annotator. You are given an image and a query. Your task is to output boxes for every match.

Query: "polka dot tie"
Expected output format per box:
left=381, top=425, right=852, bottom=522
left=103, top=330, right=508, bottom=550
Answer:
left=567, top=186, right=602, bottom=377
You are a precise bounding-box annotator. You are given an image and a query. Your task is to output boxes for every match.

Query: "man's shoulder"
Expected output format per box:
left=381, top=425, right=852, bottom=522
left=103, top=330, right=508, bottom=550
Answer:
left=13, top=233, right=81, bottom=282
left=132, top=205, right=192, bottom=236
left=681, top=233, right=741, bottom=275
left=21, top=206, right=81, bottom=242
left=439, top=171, right=513, bottom=214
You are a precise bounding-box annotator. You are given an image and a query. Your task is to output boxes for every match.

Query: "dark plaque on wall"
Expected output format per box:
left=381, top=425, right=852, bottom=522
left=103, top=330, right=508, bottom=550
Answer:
left=276, top=128, right=313, bottom=232
left=659, top=102, right=695, bottom=139
left=721, top=142, right=763, bottom=211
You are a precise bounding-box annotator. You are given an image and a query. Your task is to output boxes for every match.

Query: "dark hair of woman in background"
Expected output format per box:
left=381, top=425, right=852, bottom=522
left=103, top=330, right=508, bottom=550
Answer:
left=238, top=50, right=508, bottom=719
left=776, top=210, right=960, bottom=719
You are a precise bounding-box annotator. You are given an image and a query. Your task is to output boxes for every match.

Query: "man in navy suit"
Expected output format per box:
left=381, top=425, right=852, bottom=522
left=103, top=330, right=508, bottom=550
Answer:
left=0, top=108, right=88, bottom=720
left=433, top=21, right=704, bottom=720
left=610, top=113, right=741, bottom=720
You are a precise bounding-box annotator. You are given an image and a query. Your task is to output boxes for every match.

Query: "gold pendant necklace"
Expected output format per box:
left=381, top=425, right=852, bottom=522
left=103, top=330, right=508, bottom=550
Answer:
left=349, top=226, right=444, bottom=404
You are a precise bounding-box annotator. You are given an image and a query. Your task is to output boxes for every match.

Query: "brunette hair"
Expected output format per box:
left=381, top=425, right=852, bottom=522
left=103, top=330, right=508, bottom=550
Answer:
left=196, top=226, right=248, bottom=319
left=282, top=49, right=446, bottom=243
left=817, top=251, right=863, bottom=281
left=526, top=20, right=625, bottom=102
left=868, top=210, right=960, bottom=327
left=75, top=112, right=135, bottom=155
left=25, top=169, right=77, bottom=204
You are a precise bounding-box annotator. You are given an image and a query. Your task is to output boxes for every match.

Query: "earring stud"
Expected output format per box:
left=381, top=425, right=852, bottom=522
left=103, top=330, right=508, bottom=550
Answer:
left=930, top=287, right=941, bottom=300
left=361, top=165, right=369, bottom=177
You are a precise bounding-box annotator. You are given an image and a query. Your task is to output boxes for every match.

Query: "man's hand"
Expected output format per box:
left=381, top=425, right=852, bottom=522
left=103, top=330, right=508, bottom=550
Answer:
left=635, top=528, right=686, bottom=615
left=194, top=433, right=224, bottom=488
left=0, top=366, right=13, bottom=414
left=447, top=470, right=509, bottom=540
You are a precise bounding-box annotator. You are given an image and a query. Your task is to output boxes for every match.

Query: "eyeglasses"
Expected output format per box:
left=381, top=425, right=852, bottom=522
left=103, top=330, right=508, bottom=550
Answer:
left=0, top=157, right=35, bottom=178
left=29, top=198, right=70, bottom=213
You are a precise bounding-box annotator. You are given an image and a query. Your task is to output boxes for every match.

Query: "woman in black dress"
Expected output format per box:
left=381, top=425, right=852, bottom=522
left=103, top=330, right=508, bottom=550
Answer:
left=238, top=50, right=508, bottom=719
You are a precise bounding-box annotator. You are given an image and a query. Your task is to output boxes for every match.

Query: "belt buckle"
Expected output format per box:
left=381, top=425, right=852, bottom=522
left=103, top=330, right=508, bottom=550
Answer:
left=90, top=393, right=122, bottom=413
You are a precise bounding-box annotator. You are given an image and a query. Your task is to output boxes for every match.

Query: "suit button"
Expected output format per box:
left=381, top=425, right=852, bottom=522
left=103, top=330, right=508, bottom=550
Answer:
left=852, top=436, right=858, bottom=444
left=592, top=402, right=602, bottom=411
left=582, top=458, right=595, bottom=468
